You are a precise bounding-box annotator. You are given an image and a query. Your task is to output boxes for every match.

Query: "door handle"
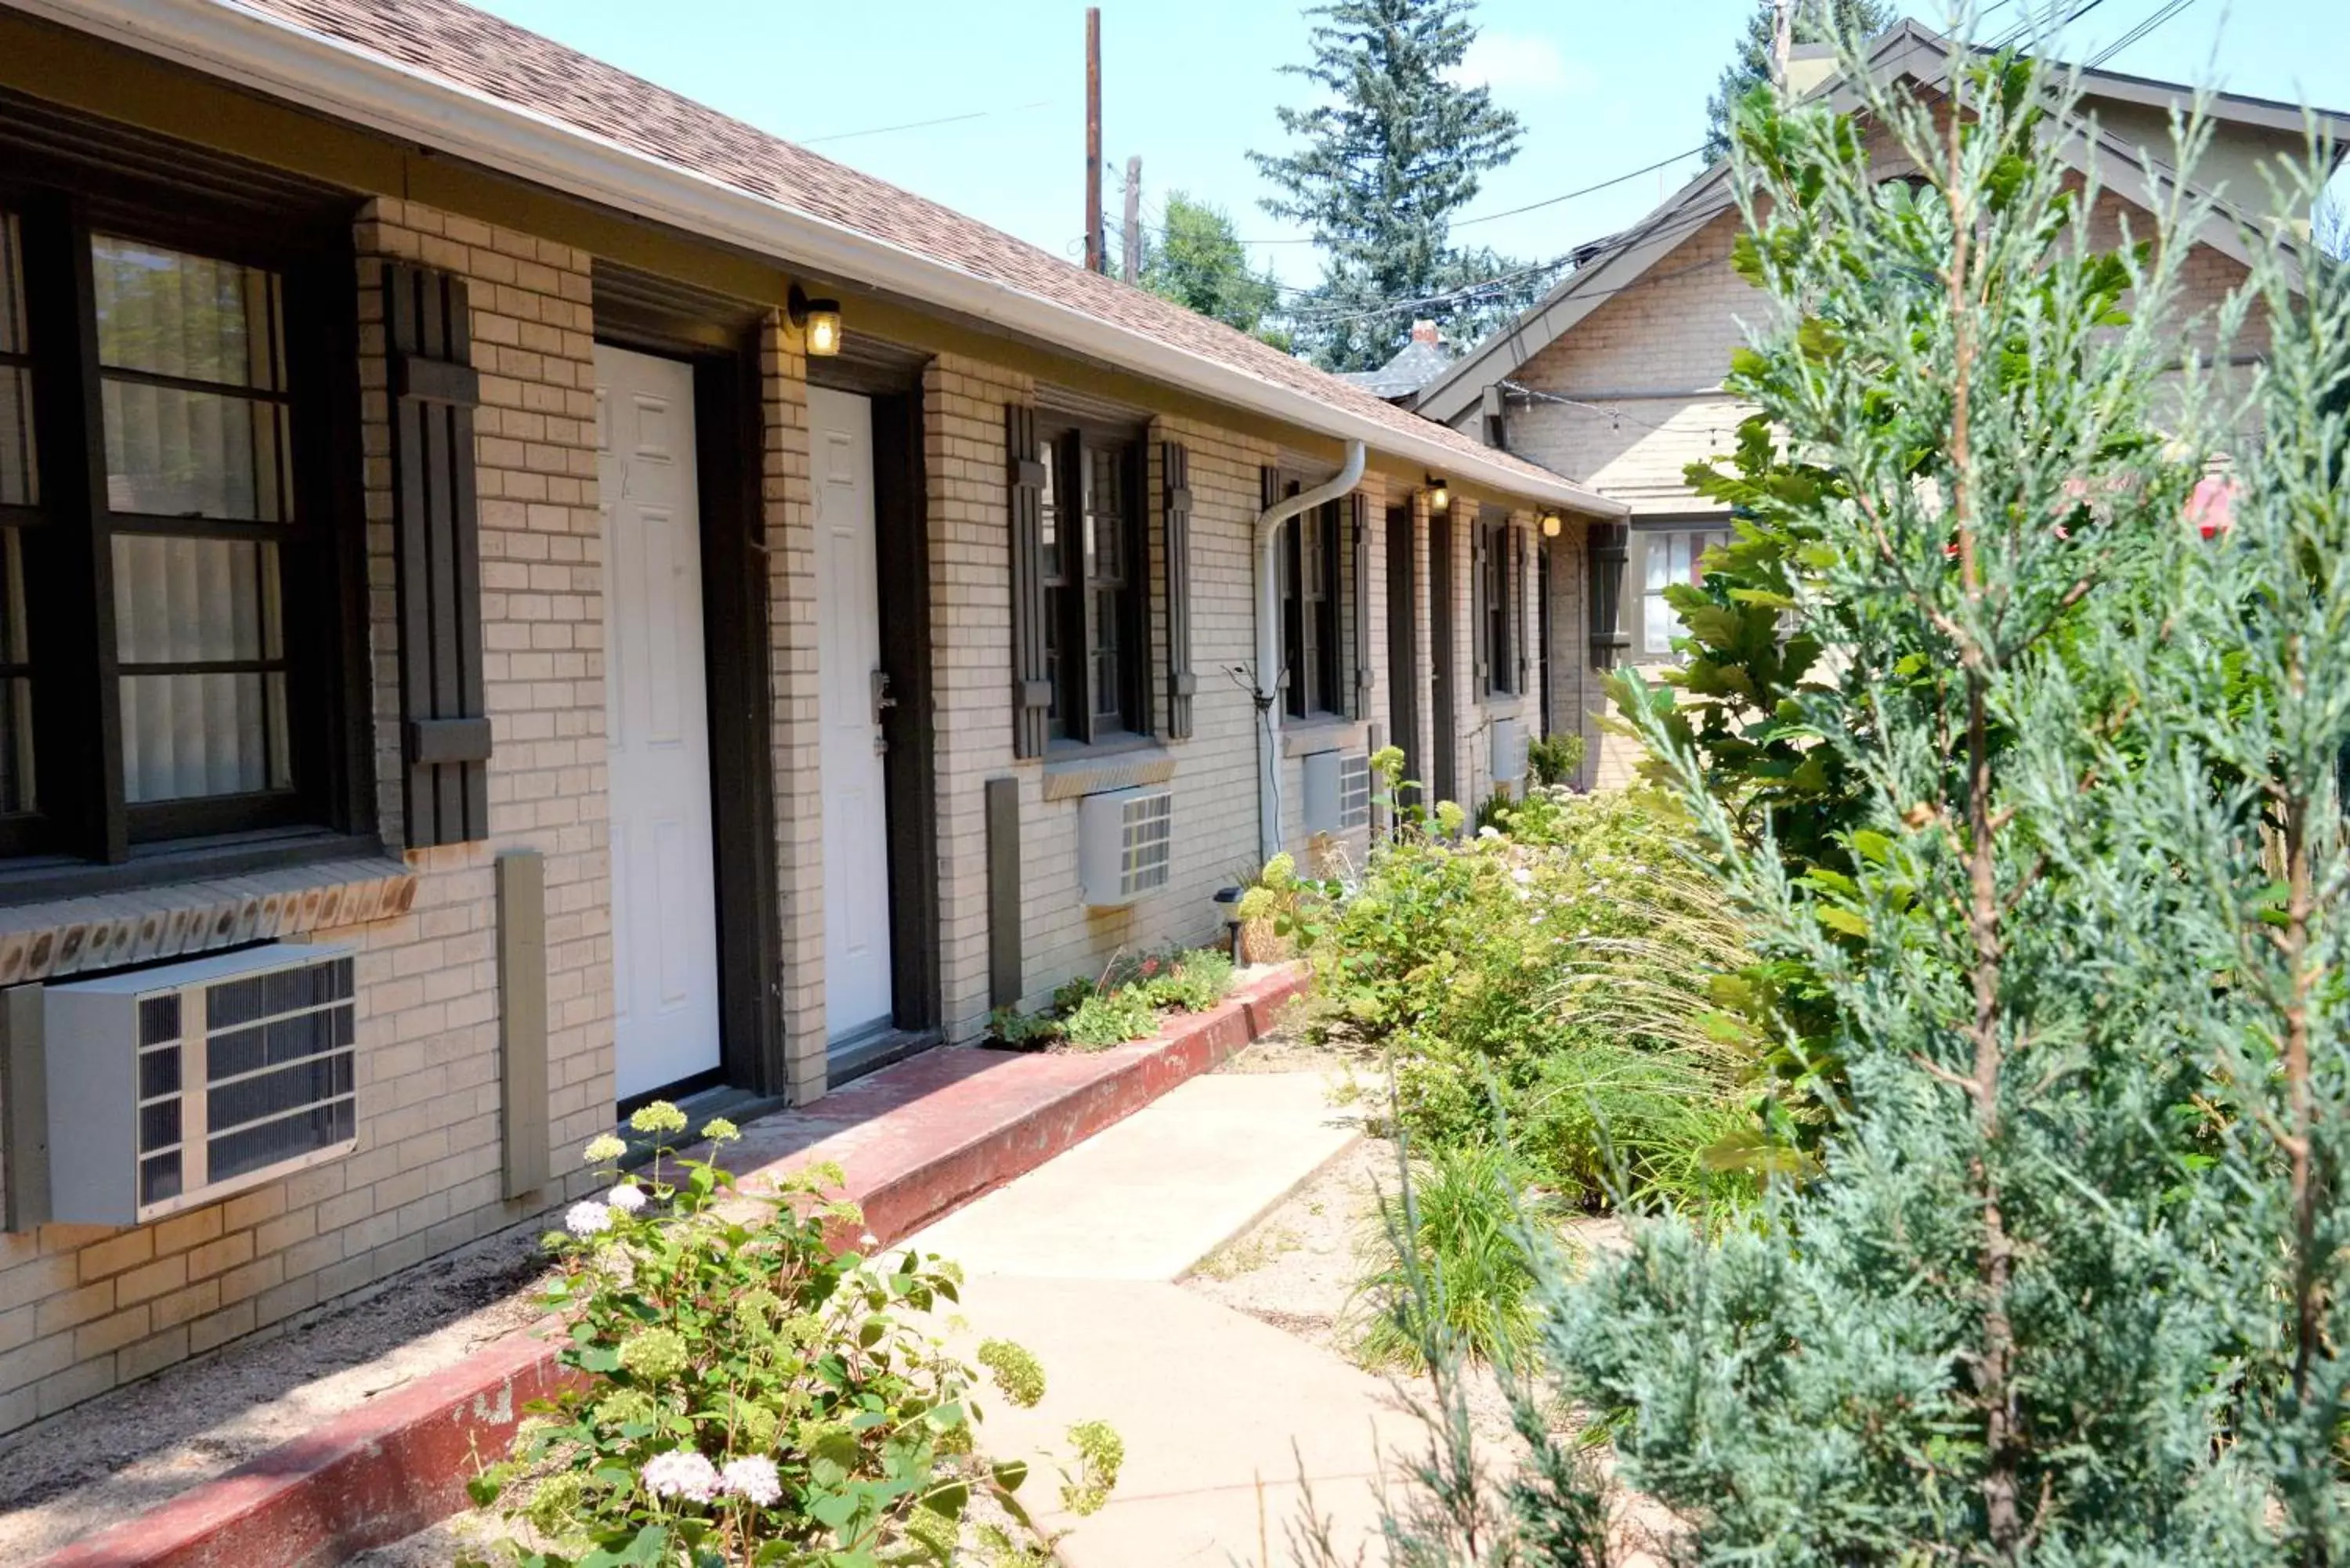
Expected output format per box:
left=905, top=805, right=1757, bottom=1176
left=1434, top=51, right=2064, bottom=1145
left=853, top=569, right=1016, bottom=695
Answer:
left=871, top=669, right=898, bottom=727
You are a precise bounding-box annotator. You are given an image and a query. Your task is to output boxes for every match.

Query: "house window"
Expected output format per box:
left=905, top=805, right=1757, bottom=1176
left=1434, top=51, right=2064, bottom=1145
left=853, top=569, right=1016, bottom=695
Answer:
left=1639, top=526, right=1729, bottom=656
left=0, top=199, right=356, bottom=870
left=1043, top=425, right=1144, bottom=742
left=1283, top=499, right=1342, bottom=717
left=1478, top=518, right=1517, bottom=698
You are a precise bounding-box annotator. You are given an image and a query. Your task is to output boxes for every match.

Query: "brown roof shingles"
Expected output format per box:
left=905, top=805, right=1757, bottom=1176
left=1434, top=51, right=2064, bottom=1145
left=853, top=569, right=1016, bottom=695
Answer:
left=234, top=0, right=1596, bottom=504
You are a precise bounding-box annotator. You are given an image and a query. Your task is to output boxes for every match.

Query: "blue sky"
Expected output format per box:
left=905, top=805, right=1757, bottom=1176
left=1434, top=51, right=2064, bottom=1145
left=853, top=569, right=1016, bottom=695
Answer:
left=472, top=0, right=2345, bottom=292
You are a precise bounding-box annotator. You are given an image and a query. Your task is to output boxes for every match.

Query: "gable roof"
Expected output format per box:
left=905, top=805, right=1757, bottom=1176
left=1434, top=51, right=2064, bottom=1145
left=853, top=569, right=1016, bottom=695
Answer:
left=1416, top=20, right=2348, bottom=426
left=1336, top=335, right=1456, bottom=402
left=9, top=0, right=1625, bottom=518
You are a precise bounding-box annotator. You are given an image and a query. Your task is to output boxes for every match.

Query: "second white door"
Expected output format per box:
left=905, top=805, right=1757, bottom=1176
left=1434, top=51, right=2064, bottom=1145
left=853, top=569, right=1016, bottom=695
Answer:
left=597, top=344, right=723, bottom=1100
left=809, top=386, right=895, bottom=1042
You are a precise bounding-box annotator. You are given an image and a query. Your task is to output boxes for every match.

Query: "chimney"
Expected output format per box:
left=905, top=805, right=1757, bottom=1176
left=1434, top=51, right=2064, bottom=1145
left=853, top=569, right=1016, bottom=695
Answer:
left=1409, top=319, right=1441, bottom=347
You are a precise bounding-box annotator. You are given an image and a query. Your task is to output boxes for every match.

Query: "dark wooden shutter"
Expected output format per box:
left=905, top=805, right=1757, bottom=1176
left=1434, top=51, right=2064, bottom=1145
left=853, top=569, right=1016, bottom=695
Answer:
left=1160, top=442, right=1195, bottom=739
left=1472, top=522, right=1491, bottom=700
left=1348, top=493, right=1372, bottom=721
left=383, top=262, right=490, bottom=847
left=1007, top=405, right=1050, bottom=759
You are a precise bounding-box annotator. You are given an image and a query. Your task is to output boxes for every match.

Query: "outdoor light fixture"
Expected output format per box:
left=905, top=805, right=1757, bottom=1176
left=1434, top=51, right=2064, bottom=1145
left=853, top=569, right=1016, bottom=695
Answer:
left=1542, top=511, right=1563, bottom=538
left=1426, top=475, right=1450, bottom=513
left=1213, top=885, right=1247, bottom=963
left=788, top=284, right=843, bottom=357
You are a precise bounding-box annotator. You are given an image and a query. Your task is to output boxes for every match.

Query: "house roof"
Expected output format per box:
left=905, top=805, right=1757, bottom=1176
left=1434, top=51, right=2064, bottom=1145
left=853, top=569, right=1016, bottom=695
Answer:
left=10, top=0, right=1625, bottom=518
left=1335, top=336, right=1456, bottom=402
left=1415, top=20, right=2348, bottom=426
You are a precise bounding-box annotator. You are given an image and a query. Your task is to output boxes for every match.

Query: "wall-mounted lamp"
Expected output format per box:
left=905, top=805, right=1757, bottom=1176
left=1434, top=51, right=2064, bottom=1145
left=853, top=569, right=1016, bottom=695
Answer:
left=1426, top=475, right=1450, bottom=514
left=788, top=284, right=844, bottom=358
left=1541, top=512, right=1563, bottom=538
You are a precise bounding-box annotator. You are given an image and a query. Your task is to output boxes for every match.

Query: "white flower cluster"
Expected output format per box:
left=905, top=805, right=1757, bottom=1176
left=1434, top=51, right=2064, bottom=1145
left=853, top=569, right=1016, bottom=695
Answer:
left=607, top=1182, right=647, bottom=1214
left=638, top=1450, right=782, bottom=1507
left=564, top=1200, right=612, bottom=1237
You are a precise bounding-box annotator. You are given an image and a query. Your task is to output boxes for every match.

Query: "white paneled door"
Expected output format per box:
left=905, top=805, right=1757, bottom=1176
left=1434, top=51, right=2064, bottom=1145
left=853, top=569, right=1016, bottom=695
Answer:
left=808, top=386, right=895, bottom=1044
left=597, top=345, right=722, bottom=1100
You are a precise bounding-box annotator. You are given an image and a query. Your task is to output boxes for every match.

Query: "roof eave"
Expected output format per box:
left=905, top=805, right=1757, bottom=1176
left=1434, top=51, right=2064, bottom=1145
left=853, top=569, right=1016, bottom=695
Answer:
left=13, top=0, right=1625, bottom=518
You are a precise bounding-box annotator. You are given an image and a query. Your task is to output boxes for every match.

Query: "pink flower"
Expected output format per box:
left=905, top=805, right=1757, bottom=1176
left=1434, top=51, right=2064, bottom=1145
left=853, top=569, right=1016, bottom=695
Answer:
left=2186, top=475, right=2236, bottom=539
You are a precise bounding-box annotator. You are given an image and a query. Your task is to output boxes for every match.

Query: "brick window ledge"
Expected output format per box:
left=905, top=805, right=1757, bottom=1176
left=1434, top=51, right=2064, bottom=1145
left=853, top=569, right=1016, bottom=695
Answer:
left=1281, top=716, right=1369, bottom=759
left=0, top=856, right=418, bottom=987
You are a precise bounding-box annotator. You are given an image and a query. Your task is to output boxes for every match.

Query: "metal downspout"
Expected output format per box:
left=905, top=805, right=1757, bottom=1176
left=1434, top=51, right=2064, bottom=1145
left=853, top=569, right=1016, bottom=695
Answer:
left=1249, top=441, right=1368, bottom=867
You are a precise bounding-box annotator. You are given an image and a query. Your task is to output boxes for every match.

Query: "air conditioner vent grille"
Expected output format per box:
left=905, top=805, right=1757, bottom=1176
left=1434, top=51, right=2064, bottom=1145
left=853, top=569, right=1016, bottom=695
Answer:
left=1339, top=754, right=1372, bottom=829
left=1078, top=787, right=1176, bottom=908
left=1121, top=791, right=1173, bottom=897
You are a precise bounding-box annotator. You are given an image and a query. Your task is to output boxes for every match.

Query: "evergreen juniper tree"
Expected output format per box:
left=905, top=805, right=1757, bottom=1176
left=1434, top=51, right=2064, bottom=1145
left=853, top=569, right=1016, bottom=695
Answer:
left=1251, top=0, right=1546, bottom=369
left=1328, top=25, right=2350, bottom=1566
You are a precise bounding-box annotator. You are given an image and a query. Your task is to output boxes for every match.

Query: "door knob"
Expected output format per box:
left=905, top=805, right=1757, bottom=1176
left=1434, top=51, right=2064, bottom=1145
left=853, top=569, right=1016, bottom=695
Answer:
left=871, top=669, right=898, bottom=725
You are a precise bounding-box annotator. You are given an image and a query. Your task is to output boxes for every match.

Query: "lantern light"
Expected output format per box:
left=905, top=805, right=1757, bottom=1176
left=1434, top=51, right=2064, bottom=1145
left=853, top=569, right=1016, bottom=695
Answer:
left=1541, top=512, right=1563, bottom=538
left=1426, top=475, right=1450, bottom=513
left=788, top=284, right=844, bottom=357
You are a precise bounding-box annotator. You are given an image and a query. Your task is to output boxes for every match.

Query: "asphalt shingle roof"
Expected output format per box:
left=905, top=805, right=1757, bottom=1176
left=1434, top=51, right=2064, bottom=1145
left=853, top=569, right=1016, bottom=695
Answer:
left=235, top=0, right=1593, bottom=504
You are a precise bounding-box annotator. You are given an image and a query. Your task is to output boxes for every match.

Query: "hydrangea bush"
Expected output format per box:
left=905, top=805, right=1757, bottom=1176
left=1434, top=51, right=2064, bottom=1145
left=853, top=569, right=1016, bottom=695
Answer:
left=459, top=1104, right=1119, bottom=1566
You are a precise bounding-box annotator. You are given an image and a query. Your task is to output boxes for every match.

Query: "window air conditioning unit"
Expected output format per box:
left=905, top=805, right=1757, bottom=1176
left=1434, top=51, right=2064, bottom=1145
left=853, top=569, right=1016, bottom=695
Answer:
left=1491, top=718, right=1528, bottom=791
left=1078, top=786, right=1174, bottom=909
left=1303, top=751, right=1374, bottom=833
left=43, top=944, right=358, bottom=1226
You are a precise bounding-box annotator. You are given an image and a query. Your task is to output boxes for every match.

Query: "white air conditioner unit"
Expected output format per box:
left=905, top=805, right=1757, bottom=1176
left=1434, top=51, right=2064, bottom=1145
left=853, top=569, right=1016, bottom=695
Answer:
left=1491, top=718, right=1528, bottom=791
left=1078, top=786, right=1174, bottom=909
left=43, top=944, right=358, bottom=1226
left=1303, top=751, right=1374, bottom=833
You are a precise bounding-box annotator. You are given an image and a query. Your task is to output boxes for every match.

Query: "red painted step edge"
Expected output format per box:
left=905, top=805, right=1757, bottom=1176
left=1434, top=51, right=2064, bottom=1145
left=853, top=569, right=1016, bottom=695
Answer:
left=42, top=964, right=1310, bottom=1568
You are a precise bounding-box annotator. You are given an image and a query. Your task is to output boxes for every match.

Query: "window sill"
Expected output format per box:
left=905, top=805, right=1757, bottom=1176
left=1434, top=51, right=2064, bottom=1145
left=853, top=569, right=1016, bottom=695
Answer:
left=1281, top=716, right=1368, bottom=759
left=0, top=840, right=416, bottom=987
left=1041, top=737, right=1176, bottom=801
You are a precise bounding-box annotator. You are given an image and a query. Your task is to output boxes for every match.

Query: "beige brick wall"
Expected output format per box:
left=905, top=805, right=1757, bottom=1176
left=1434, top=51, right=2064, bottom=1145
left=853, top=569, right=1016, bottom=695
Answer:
left=0, top=197, right=611, bottom=1432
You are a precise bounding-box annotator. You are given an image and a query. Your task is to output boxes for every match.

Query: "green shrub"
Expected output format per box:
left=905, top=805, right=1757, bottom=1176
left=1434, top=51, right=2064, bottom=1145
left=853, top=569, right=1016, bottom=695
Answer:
left=1060, top=987, right=1161, bottom=1049
left=1127, top=947, right=1234, bottom=1013
left=460, top=1107, right=1115, bottom=1566
left=1351, top=1142, right=1564, bottom=1371
left=987, top=1006, right=1061, bottom=1049
left=1525, top=732, right=1585, bottom=788
left=1311, top=786, right=1759, bottom=1209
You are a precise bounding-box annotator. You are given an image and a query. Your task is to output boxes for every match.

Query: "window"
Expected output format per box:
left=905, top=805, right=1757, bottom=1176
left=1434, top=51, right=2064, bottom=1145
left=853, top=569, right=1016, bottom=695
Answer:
left=1283, top=498, right=1342, bottom=717
left=1638, top=526, right=1730, bottom=656
left=1478, top=518, right=1517, bottom=698
left=1042, top=425, right=1144, bottom=742
left=0, top=197, right=356, bottom=873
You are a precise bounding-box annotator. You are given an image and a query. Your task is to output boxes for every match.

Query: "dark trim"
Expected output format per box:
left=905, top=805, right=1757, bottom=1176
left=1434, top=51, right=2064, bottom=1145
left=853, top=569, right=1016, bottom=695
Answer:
left=827, top=1025, right=940, bottom=1089
left=616, top=1065, right=728, bottom=1123
left=1384, top=501, right=1419, bottom=811
left=1538, top=540, right=1554, bottom=737
left=0, top=828, right=381, bottom=905
left=1429, top=509, right=1459, bottom=806
left=1006, top=404, right=1049, bottom=760
left=872, top=389, right=940, bottom=1035
left=1159, top=442, right=1193, bottom=740
left=690, top=339, right=784, bottom=1098
left=985, top=776, right=1022, bottom=1009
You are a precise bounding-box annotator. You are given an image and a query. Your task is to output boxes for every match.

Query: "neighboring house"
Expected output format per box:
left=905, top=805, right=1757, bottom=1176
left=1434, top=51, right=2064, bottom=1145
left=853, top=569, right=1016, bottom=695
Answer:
left=0, top=0, right=1622, bottom=1429
left=1336, top=319, right=1456, bottom=406
left=1416, top=21, right=2348, bottom=789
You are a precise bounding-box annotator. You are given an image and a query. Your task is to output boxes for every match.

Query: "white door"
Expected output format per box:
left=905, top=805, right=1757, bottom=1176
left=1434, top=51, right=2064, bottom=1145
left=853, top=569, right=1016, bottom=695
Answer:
left=808, top=386, right=896, bottom=1042
left=597, top=345, right=723, bottom=1099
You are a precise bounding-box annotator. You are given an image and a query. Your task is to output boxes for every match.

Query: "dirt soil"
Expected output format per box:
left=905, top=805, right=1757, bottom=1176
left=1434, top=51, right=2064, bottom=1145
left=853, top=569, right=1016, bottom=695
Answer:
left=0, top=1218, right=561, bottom=1563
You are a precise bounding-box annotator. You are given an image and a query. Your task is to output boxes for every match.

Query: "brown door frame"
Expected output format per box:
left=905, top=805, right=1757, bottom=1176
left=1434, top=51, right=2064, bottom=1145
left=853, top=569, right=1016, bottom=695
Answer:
left=1428, top=509, right=1459, bottom=807
left=1384, top=502, right=1420, bottom=812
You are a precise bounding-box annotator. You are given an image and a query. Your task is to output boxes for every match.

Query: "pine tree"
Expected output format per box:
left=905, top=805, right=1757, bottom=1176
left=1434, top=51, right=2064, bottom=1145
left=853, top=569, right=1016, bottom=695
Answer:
left=1702, top=0, right=1896, bottom=161
left=1250, top=0, right=1538, bottom=369
left=1137, top=191, right=1291, bottom=351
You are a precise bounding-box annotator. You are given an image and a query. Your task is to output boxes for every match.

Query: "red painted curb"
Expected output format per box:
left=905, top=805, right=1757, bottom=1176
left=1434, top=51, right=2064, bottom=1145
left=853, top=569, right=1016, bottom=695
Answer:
left=42, top=964, right=1310, bottom=1568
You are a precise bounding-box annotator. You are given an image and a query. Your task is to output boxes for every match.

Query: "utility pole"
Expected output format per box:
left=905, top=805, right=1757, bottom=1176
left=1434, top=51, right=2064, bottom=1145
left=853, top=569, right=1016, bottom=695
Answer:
left=1083, top=7, right=1103, bottom=273
left=1122, top=155, right=1142, bottom=284
left=1770, top=0, right=1793, bottom=93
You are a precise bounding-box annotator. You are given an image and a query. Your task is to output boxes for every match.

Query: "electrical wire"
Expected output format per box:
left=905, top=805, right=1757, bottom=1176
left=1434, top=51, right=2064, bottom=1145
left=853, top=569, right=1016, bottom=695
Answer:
left=2087, top=0, right=2199, bottom=68
left=799, top=98, right=1056, bottom=146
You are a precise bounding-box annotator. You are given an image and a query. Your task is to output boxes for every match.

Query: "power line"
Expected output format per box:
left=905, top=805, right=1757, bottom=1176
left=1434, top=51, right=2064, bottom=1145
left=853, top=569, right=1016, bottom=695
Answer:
left=2087, top=0, right=2198, bottom=68
left=800, top=98, right=1056, bottom=146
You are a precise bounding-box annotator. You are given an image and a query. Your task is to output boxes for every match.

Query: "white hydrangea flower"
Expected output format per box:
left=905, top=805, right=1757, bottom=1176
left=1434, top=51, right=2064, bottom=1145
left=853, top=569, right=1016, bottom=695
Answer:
left=582, top=1133, right=627, bottom=1165
left=564, top=1200, right=613, bottom=1237
left=641, top=1448, right=721, bottom=1503
left=1510, top=867, right=1534, bottom=885
left=719, top=1454, right=783, bottom=1506
left=606, top=1183, right=647, bottom=1215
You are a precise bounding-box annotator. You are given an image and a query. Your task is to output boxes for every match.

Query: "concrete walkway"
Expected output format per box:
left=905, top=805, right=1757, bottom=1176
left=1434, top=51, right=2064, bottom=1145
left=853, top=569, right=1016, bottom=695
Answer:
left=905, top=1071, right=1405, bottom=1567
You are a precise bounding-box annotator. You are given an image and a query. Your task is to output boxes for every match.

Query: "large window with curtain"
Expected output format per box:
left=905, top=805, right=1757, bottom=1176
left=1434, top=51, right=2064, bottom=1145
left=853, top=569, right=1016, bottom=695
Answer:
left=1636, top=523, right=1730, bottom=657
left=0, top=195, right=358, bottom=874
